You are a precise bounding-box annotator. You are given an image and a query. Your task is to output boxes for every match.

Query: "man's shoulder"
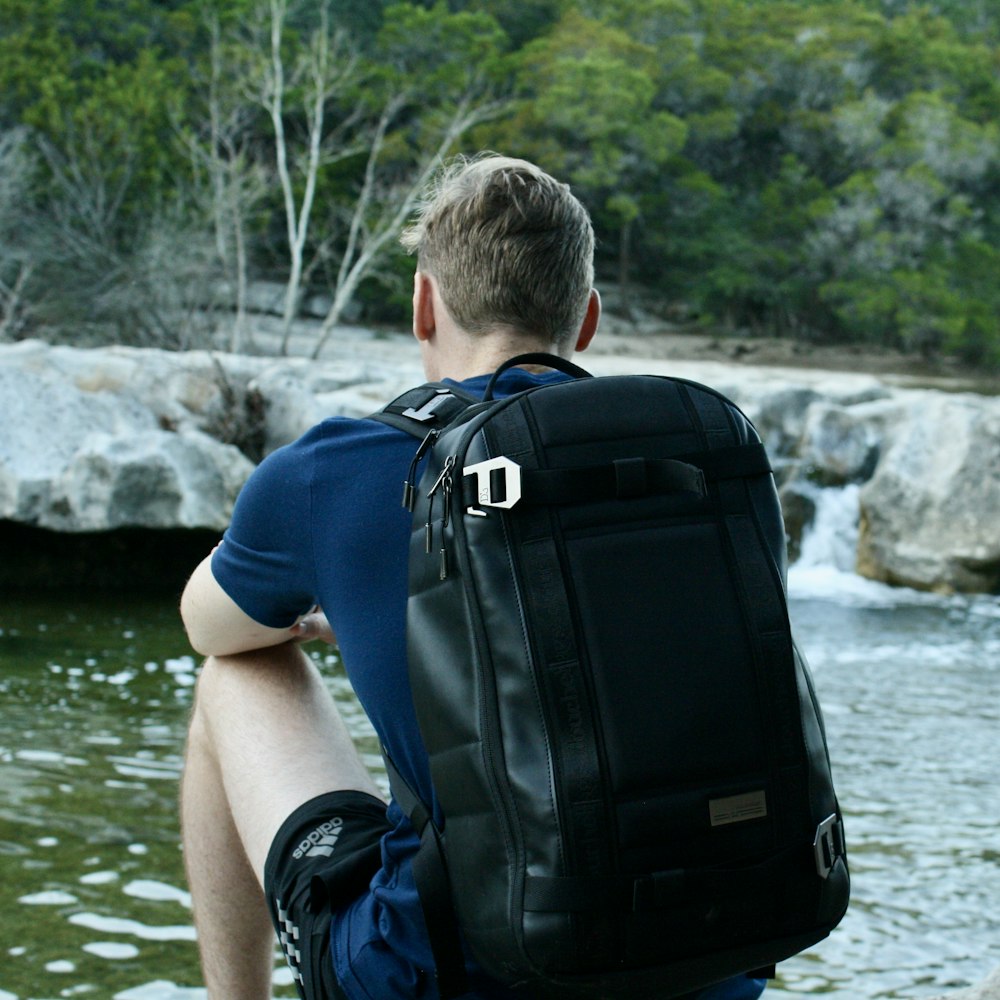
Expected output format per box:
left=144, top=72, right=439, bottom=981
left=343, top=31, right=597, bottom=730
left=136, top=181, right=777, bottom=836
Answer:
left=283, top=411, right=417, bottom=453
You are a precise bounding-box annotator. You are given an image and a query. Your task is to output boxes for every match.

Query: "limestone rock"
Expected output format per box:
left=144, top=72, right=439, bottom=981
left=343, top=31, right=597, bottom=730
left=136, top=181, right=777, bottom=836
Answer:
left=777, top=481, right=818, bottom=563
left=0, top=337, right=423, bottom=534
left=857, top=392, right=1000, bottom=593
left=248, top=360, right=422, bottom=453
left=2, top=339, right=999, bottom=594
left=0, top=342, right=255, bottom=532
left=797, top=396, right=901, bottom=486
left=49, top=429, right=252, bottom=532
left=746, top=386, right=823, bottom=459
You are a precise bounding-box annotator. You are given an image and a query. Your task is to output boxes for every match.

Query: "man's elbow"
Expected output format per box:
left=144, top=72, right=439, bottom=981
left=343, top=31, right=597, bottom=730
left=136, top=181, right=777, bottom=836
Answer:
left=179, top=589, right=215, bottom=658
left=179, top=557, right=229, bottom=657
left=179, top=553, right=298, bottom=658
left=183, top=626, right=215, bottom=659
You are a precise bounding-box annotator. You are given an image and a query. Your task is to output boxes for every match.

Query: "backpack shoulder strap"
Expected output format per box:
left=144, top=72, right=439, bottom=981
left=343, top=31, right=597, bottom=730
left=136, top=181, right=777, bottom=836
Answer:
left=369, top=383, right=479, bottom=439
left=382, top=751, right=470, bottom=1000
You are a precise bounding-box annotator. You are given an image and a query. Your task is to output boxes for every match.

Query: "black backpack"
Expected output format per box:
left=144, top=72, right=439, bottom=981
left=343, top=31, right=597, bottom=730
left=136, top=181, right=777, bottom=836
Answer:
left=372, top=354, right=849, bottom=1000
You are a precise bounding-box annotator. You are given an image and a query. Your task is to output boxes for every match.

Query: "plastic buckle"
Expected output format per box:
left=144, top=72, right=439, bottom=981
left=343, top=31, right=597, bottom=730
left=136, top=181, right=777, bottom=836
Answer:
left=813, top=814, right=843, bottom=879
left=463, top=456, right=521, bottom=510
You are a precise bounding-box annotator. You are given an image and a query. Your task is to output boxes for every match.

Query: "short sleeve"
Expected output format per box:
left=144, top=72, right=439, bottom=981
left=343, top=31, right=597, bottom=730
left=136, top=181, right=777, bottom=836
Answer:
left=211, top=436, right=319, bottom=628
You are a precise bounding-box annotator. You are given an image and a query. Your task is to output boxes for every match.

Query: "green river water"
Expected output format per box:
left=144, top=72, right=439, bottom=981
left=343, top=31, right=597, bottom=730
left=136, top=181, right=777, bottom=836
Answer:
left=1, top=579, right=998, bottom=999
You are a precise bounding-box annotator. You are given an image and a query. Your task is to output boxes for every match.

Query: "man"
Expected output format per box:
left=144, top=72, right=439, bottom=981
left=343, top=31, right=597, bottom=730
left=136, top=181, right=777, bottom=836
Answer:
left=180, top=154, right=765, bottom=1000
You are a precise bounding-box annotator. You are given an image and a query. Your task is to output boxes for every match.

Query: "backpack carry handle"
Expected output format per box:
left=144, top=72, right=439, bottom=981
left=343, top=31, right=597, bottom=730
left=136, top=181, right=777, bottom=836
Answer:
left=483, top=352, right=592, bottom=400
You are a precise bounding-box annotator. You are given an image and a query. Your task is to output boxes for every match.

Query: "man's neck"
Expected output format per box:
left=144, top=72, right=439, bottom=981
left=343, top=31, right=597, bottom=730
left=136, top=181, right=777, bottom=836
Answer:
left=422, top=327, right=563, bottom=383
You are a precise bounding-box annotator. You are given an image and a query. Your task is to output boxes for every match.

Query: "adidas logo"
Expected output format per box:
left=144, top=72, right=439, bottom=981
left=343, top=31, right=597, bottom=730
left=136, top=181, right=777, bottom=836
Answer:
left=292, top=817, right=344, bottom=860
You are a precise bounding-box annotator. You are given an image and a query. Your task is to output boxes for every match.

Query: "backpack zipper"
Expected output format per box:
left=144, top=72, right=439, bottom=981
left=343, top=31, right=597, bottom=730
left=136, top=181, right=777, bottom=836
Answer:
left=426, top=455, right=456, bottom=579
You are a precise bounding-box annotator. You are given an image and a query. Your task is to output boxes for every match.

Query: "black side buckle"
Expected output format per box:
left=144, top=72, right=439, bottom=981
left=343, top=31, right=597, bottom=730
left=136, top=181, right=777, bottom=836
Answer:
left=813, top=814, right=845, bottom=879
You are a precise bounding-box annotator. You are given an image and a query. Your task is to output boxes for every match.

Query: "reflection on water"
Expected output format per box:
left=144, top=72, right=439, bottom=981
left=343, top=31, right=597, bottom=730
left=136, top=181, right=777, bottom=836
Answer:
left=0, top=596, right=377, bottom=999
left=1, top=568, right=998, bottom=998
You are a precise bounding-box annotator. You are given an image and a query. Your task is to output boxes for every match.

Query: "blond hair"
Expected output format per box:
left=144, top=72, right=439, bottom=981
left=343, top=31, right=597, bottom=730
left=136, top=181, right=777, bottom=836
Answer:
left=400, top=154, right=595, bottom=347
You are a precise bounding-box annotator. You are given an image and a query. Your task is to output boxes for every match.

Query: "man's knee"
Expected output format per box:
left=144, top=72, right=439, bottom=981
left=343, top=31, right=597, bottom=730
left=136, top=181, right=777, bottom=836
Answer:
left=185, top=656, right=225, bottom=764
left=191, top=645, right=308, bottom=717
left=187, top=652, right=270, bottom=750
left=187, top=644, right=330, bottom=764
left=189, top=652, right=238, bottom=714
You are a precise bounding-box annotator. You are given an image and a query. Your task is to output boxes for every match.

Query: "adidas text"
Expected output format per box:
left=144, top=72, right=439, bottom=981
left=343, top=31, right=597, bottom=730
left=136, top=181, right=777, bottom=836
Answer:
left=293, top=817, right=344, bottom=860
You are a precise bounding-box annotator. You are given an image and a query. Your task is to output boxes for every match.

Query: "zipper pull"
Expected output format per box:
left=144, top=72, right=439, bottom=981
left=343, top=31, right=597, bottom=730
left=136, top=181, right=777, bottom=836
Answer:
left=424, top=490, right=436, bottom=554
left=439, top=474, right=453, bottom=579
left=403, top=430, right=439, bottom=511
left=427, top=455, right=456, bottom=498
left=441, top=468, right=453, bottom=529
left=425, top=456, right=455, bottom=576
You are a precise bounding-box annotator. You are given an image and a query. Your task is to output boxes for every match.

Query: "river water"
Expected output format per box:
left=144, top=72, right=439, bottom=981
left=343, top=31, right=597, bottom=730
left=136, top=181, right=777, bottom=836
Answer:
left=1, top=487, right=998, bottom=999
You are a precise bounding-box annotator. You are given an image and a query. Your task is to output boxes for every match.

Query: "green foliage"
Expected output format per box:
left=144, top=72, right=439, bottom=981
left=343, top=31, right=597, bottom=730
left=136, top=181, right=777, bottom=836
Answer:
left=372, top=3, right=508, bottom=105
left=0, top=0, right=73, bottom=127
left=446, top=0, right=564, bottom=48
left=500, top=9, right=689, bottom=294
left=1, top=0, right=997, bottom=365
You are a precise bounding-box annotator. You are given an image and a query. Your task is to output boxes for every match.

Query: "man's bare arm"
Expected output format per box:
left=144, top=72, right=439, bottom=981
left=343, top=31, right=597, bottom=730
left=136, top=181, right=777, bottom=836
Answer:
left=180, top=554, right=330, bottom=657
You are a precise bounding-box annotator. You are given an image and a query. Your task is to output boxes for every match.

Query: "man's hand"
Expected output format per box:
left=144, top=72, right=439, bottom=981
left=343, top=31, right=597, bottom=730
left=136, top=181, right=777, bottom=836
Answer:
left=292, top=609, right=336, bottom=646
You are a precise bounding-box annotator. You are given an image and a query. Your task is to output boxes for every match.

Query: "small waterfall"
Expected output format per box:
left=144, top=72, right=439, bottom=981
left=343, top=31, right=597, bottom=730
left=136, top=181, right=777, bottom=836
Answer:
left=794, top=484, right=860, bottom=574
left=787, top=483, right=896, bottom=605
left=788, top=482, right=977, bottom=611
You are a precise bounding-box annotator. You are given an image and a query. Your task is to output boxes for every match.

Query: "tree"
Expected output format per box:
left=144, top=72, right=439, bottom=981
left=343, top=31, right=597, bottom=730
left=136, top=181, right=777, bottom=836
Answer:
left=506, top=10, right=687, bottom=309
left=27, top=48, right=190, bottom=334
left=178, top=7, right=269, bottom=353
left=0, top=0, right=198, bottom=344
left=0, top=128, right=38, bottom=339
left=453, top=0, right=565, bottom=48
left=811, top=88, right=1000, bottom=354
left=0, top=0, right=72, bottom=129
left=241, top=0, right=361, bottom=353
left=307, top=2, right=510, bottom=358
left=193, top=0, right=508, bottom=357
left=3, top=0, right=997, bottom=364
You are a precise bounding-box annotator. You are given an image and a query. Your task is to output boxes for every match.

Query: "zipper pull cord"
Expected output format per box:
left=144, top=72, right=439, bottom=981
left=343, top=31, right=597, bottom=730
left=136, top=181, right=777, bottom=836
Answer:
left=424, top=491, right=436, bottom=554
left=402, top=430, right=439, bottom=511
left=425, top=456, right=456, bottom=572
left=439, top=472, right=453, bottom=580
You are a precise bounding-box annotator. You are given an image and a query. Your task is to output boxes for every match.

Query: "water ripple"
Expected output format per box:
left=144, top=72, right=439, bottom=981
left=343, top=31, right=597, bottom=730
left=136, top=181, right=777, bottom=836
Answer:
left=69, top=912, right=198, bottom=942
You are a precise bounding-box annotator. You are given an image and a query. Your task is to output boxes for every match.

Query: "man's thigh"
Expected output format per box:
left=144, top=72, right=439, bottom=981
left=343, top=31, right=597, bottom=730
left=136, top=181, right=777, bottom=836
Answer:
left=193, top=642, right=383, bottom=882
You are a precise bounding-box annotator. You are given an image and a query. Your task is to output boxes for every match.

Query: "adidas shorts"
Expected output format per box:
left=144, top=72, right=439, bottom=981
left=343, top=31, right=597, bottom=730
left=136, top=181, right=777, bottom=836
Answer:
left=264, top=790, right=392, bottom=1000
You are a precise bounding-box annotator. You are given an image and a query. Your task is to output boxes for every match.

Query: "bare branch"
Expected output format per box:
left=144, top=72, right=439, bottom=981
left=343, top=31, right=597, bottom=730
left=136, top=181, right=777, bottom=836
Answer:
left=310, top=90, right=505, bottom=359
left=0, top=262, right=34, bottom=340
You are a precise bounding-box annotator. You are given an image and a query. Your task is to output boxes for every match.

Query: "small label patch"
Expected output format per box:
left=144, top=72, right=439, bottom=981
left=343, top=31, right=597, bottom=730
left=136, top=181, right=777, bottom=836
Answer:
left=709, top=790, right=767, bottom=827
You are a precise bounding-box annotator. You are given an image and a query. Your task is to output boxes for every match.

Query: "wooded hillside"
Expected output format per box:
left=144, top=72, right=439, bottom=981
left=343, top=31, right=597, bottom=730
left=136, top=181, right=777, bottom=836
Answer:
left=2, top=0, right=998, bottom=365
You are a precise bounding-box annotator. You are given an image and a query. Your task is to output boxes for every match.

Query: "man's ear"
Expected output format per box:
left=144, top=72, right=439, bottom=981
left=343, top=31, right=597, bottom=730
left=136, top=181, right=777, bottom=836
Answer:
left=573, top=288, right=601, bottom=354
left=412, top=270, right=437, bottom=343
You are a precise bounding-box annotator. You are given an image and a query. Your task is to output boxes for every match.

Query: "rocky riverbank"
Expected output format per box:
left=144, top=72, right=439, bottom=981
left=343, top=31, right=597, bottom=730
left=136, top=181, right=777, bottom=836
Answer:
left=2, top=329, right=998, bottom=594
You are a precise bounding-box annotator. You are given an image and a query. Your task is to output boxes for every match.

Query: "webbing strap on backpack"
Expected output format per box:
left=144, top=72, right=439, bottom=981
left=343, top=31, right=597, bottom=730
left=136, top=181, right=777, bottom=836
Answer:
left=372, top=386, right=483, bottom=998
left=458, top=443, right=772, bottom=510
